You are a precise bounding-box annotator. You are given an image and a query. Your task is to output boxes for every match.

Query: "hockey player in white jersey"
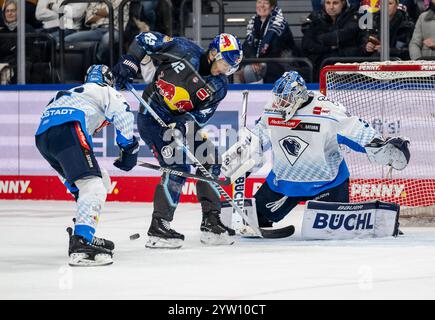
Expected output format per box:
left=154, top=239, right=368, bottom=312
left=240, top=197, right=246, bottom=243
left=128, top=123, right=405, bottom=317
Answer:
left=222, top=71, right=410, bottom=228
left=35, top=65, right=139, bottom=266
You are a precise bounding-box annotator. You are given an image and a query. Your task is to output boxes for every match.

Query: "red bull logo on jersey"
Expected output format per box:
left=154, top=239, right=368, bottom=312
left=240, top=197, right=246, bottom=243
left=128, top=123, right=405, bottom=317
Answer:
left=155, top=78, right=194, bottom=112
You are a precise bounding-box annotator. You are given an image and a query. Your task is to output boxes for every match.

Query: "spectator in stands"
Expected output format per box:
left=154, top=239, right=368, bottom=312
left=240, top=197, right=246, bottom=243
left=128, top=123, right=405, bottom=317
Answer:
left=1, top=0, right=42, bottom=28
left=25, top=0, right=43, bottom=29
left=139, top=0, right=158, bottom=30
left=36, top=0, right=87, bottom=42
left=312, top=0, right=360, bottom=11
left=234, top=0, right=297, bottom=84
left=398, top=0, right=421, bottom=22
left=64, top=0, right=129, bottom=65
left=360, top=0, right=414, bottom=59
left=360, top=0, right=421, bottom=23
left=302, top=0, right=360, bottom=80
left=0, top=0, right=35, bottom=83
left=409, top=0, right=435, bottom=59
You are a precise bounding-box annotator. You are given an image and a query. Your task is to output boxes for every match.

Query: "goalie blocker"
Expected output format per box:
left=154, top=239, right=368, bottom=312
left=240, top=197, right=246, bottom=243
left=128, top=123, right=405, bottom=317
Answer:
left=302, top=200, right=400, bottom=240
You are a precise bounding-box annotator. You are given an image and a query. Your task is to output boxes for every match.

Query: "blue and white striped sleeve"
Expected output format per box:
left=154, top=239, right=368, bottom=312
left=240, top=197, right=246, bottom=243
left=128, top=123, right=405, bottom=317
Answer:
left=335, top=107, right=379, bottom=153
left=105, top=88, right=136, bottom=147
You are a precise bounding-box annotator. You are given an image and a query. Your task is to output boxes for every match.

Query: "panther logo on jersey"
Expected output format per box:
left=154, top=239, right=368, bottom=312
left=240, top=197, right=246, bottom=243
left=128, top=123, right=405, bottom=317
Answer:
left=283, top=139, right=300, bottom=157
left=279, top=136, right=309, bottom=166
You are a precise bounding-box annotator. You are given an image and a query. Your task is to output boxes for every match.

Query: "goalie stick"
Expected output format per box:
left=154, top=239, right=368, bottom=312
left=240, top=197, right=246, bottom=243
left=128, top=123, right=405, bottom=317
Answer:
left=232, top=90, right=249, bottom=233
left=127, top=84, right=295, bottom=239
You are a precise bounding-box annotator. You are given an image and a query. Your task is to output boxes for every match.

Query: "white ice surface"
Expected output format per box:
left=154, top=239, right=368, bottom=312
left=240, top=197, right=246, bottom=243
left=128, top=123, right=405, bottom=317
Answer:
left=1, top=200, right=435, bottom=300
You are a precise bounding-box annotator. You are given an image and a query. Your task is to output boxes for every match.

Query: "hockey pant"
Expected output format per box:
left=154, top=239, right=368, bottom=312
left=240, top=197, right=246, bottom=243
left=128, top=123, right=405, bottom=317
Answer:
left=35, top=121, right=107, bottom=242
left=255, top=179, right=350, bottom=224
left=138, top=112, right=221, bottom=221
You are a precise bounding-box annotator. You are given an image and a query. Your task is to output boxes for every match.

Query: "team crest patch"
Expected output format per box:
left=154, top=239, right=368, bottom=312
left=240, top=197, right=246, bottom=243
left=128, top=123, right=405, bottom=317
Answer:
left=279, top=136, right=309, bottom=166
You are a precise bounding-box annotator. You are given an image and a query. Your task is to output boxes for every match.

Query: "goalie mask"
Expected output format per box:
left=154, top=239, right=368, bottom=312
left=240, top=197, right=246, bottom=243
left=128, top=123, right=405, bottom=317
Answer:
left=272, top=71, right=309, bottom=121
left=85, top=64, right=114, bottom=87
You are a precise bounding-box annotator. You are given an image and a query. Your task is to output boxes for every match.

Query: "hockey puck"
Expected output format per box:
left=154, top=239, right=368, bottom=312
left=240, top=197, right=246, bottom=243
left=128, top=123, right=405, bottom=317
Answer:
left=129, top=233, right=140, bottom=240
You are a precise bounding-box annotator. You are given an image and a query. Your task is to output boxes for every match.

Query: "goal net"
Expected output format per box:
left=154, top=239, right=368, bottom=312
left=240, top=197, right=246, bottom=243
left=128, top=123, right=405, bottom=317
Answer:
left=320, top=61, right=435, bottom=224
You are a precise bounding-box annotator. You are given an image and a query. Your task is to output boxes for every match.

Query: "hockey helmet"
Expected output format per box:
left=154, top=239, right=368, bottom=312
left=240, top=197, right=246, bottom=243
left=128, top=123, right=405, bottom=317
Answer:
left=209, top=33, right=243, bottom=75
left=272, top=71, right=309, bottom=121
left=85, top=64, right=114, bottom=87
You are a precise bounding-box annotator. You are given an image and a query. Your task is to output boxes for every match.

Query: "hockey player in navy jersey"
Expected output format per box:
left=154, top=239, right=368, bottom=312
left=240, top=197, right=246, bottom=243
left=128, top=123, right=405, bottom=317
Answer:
left=112, top=32, right=243, bottom=248
left=222, top=71, right=410, bottom=228
left=35, top=65, right=139, bottom=266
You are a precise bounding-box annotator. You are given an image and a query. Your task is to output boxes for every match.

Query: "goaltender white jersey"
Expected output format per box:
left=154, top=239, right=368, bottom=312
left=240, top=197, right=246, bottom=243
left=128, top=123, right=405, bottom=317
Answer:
left=252, top=92, right=378, bottom=197
left=35, top=83, right=135, bottom=147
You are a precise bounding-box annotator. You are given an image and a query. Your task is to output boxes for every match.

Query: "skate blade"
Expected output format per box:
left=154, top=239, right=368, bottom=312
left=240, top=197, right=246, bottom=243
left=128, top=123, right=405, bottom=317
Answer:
left=145, top=236, right=183, bottom=249
left=200, top=231, right=235, bottom=246
left=68, top=253, right=113, bottom=267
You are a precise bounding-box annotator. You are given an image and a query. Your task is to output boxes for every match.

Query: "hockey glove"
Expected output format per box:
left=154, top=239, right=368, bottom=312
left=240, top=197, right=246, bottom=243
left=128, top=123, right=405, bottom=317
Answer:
left=112, top=55, right=140, bottom=90
left=365, top=137, right=410, bottom=170
left=113, top=136, right=140, bottom=171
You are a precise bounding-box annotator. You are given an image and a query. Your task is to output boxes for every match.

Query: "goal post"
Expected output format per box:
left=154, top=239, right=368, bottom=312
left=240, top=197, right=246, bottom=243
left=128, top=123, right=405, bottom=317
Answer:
left=320, top=61, right=435, bottom=223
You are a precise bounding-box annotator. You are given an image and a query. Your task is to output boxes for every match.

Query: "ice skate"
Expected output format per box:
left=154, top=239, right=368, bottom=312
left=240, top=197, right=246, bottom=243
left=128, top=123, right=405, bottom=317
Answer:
left=200, top=210, right=235, bottom=245
left=68, top=226, right=115, bottom=251
left=146, top=217, right=185, bottom=249
left=67, top=230, right=113, bottom=267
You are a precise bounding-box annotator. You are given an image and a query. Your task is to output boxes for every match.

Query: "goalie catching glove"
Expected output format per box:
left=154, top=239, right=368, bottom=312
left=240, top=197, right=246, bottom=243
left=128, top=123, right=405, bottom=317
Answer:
left=365, top=137, right=410, bottom=170
left=221, top=128, right=263, bottom=183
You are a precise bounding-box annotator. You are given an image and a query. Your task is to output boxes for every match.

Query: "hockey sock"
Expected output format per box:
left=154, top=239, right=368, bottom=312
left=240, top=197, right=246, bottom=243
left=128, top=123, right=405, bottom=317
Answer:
left=74, top=176, right=107, bottom=243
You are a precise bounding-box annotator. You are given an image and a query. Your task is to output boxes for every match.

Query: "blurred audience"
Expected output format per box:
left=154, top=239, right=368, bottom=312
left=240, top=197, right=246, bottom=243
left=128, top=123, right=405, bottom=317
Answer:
left=234, top=0, right=297, bottom=84
left=312, top=0, right=361, bottom=11
left=1, top=0, right=41, bottom=29
left=409, top=0, right=435, bottom=59
left=36, top=0, right=87, bottom=42
left=360, top=0, right=414, bottom=59
left=0, top=0, right=35, bottom=83
left=64, top=0, right=129, bottom=65
left=302, top=0, right=360, bottom=80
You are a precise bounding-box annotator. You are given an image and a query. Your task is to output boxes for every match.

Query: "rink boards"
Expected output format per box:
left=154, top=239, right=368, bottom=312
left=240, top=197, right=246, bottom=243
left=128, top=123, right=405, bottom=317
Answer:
left=1, top=86, right=434, bottom=207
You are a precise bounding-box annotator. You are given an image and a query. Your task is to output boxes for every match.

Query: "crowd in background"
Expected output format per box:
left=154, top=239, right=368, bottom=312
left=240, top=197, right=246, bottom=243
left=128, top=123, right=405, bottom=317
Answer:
left=0, top=0, right=434, bottom=84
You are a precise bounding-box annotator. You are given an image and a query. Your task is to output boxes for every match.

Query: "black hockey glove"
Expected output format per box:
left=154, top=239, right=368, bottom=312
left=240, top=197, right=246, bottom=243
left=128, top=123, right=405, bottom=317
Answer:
left=112, top=55, right=140, bottom=90
left=113, top=137, right=140, bottom=171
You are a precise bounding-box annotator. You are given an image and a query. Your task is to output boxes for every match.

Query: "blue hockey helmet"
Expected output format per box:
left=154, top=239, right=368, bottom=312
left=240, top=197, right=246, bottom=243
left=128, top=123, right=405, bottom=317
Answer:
left=85, top=64, right=114, bottom=87
left=272, top=71, right=309, bottom=121
left=209, top=33, right=243, bottom=75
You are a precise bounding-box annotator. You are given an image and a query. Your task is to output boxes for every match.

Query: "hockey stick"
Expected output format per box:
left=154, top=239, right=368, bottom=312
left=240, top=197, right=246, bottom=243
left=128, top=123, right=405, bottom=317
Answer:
left=126, top=83, right=262, bottom=236
left=137, top=161, right=295, bottom=238
left=138, top=161, right=232, bottom=186
left=232, top=90, right=249, bottom=231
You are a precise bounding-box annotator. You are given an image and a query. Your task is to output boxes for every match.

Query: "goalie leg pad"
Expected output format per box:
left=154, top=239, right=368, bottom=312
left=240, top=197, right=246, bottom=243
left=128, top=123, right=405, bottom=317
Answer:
left=301, top=200, right=400, bottom=240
